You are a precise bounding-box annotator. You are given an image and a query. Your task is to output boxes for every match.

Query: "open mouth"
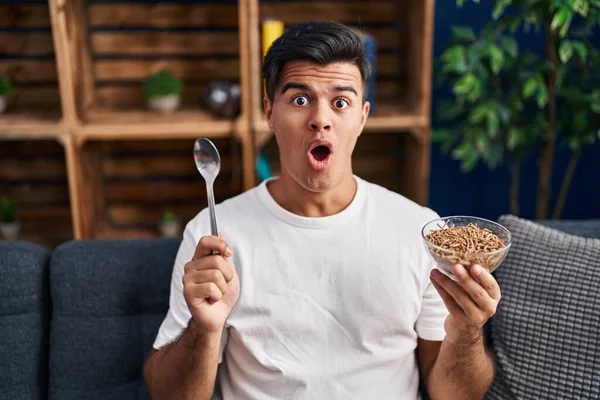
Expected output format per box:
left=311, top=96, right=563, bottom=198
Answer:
left=307, top=141, right=333, bottom=171
left=311, top=145, right=331, bottom=161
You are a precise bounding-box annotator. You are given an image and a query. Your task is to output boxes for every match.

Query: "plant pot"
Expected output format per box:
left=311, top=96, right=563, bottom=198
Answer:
left=158, top=221, right=181, bottom=237
left=148, top=95, right=180, bottom=114
left=0, top=96, right=6, bottom=114
left=0, top=221, right=20, bottom=240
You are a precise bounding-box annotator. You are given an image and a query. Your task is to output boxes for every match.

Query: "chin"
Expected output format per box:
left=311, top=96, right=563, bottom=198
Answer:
left=297, top=170, right=339, bottom=193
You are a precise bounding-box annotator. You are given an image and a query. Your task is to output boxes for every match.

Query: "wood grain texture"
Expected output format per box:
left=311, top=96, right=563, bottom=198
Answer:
left=88, top=3, right=238, bottom=27
left=92, top=31, right=239, bottom=55
left=0, top=5, right=51, bottom=28
left=93, top=59, right=239, bottom=82
left=0, top=32, right=55, bottom=55
left=260, top=1, right=406, bottom=24
left=0, top=60, right=58, bottom=83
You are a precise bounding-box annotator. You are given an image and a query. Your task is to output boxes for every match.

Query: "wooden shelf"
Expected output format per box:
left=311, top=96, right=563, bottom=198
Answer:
left=75, top=107, right=236, bottom=142
left=0, top=111, right=65, bottom=139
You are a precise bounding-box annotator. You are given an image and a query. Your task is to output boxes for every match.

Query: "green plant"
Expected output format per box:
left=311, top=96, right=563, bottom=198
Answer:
left=1, top=197, right=17, bottom=223
left=161, top=211, right=178, bottom=224
left=435, top=0, right=600, bottom=218
left=141, top=70, right=182, bottom=99
left=0, top=75, right=13, bottom=96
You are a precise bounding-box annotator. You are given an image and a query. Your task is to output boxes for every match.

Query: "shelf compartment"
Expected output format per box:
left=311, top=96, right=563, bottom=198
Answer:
left=0, top=3, right=64, bottom=138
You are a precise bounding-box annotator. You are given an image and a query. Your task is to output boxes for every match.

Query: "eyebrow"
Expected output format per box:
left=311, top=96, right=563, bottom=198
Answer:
left=281, top=82, right=358, bottom=96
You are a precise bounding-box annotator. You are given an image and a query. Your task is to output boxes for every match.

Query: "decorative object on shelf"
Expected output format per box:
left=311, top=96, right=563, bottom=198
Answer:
left=362, top=32, right=377, bottom=115
left=0, top=196, right=20, bottom=240
left=262, top=19, right=285, bottom=96
left=204, top=80, right=241, bottom=118
left=0, top=75, right=13, bottom=115
left=158, top=211, right=181, bottom=237
left=141, top=70, right=183, bottom=114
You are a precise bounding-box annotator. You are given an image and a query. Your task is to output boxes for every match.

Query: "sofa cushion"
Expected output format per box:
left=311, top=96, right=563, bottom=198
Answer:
left=48, top=238, right=181, bottom=400
left=0, top=241, right=51, bottom=400
left=485, top=215, right=600, bottom=400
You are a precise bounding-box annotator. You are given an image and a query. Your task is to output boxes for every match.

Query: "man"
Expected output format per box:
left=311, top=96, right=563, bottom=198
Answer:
left=144, top=21, right=500, bottom=400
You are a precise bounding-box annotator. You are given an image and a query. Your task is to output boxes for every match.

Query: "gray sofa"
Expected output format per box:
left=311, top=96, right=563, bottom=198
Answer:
left=1, top=215, right=599, bottom=400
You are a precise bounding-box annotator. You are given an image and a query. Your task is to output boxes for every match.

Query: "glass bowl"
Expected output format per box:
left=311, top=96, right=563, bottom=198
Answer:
left=421, top=216, right=512, bottom=280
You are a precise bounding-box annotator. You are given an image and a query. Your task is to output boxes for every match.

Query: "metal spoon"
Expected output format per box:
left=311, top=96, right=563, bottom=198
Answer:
left=193, top=138, right=221, bottom=243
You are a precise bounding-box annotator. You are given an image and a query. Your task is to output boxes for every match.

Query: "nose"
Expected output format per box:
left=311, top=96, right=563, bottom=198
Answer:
left=308, top=102, right=331, bottom=132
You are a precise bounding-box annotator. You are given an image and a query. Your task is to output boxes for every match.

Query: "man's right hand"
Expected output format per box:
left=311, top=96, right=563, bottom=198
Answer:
left=183, top=235, right=240, bottom=334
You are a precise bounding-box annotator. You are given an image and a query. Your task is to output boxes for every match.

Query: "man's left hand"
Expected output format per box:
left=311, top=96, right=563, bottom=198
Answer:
left=430, top=264, right=501, bottom=343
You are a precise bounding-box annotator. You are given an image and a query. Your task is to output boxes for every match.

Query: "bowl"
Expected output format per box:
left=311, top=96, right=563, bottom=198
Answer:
left=421, top=216, right=512, bottom=280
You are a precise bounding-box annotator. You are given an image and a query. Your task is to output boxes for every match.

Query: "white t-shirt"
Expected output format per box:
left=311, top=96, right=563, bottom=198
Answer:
left=153, top=175, right=448, bottom=399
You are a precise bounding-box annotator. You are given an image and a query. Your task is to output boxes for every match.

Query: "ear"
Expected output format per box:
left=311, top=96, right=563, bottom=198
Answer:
left=264, top=96, right=274, bottom=132
left=359, top=101, right=370, bottom=135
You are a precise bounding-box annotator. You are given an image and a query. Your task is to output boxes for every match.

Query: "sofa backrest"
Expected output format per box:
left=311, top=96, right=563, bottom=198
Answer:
left=48, top=237, right=181, bottom=400
left=0, top=241, right=51, bottom=400
left=485, top=216, right=600, bottom=400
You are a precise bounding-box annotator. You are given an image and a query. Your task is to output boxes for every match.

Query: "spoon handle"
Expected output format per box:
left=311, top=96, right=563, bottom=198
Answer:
left=206, top=182, right=220, bottom=254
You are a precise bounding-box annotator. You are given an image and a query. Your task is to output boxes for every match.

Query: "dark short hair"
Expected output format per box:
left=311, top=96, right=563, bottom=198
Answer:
left=262, top=21, right=371, bottom=103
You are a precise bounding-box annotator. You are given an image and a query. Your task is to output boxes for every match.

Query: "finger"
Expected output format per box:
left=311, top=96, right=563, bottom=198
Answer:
left=469, top=265, right=501, bottom=301
left=189, top=282, right=223, bottom=302
left=193, top=235, right=233, bottom=260
left=184, top=269, right=227, bottom=294
left=453, top=264, right=496, bottom=310
left=185, top=256, right=235, bottom=282
left=431, top=268, right=479, bottom=316
left=430, top=275, right=464, bottom=316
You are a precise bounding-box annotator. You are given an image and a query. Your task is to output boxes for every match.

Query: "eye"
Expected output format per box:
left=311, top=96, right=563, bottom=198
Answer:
left=292, top=95, right=310, bottom=106
left=333, top=98, right=349, bottom=109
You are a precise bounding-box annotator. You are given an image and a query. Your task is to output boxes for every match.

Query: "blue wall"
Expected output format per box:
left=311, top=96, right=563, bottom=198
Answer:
left=429, top=1, right=600, bottom=220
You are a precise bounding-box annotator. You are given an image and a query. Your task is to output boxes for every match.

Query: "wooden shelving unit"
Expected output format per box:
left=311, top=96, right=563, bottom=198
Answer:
left=1, top=0, right=434, bottom=243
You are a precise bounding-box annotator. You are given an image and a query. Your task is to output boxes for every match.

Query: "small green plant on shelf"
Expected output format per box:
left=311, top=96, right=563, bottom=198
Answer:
left=158, top=210, right=181, bottom=237
left=0, top=75, right=13, bottom=114
left=0, top=197, right=20, bottom=240
left=141, top=70, right=183, bottom=114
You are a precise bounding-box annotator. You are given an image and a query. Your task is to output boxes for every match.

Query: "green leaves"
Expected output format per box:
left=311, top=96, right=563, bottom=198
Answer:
left=502, top=36, right=519, bottom=58
left=453, top=73, right=481, bottom=101
left=493, top=0, right=512, bottom=20
left=559, top=40, right=574, bottom=63
left=488, top=45, right=505, bottom=74
left=551, top=7, right=573, bottom=37
left=442, top=44, right=468, bottom=73
left=522, top=74, right=548, bottom=107
left=0, top=75, right=12, bottom=96
left=451, top=26, right=476, bottom=41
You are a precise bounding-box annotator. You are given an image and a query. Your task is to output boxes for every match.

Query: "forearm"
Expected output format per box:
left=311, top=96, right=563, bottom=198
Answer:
left=144, top=321, right=222, bottom=400
left=427, top=331, right=494, bottom=400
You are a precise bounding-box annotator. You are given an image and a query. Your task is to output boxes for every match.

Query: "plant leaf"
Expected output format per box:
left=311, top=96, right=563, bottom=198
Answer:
left=551, top=7, right=572, bottom=37
left=559, top=40, right=574, bottom=63
left=493, top=0, right=512, bottom=20
left=469, top=105, right=488, bottom=123
left=502, top=36, right=519, bottom=58
left=508, top=127, right=523, bottom=150
left=572, top=40, right=588, bottom=60
left=488, top=45, right=505, bottom=74
left=523, top=77, right=538, bottom=98
left=486, top=110, right=500, bottom=138
left=451, top=26, right=476, bottom=41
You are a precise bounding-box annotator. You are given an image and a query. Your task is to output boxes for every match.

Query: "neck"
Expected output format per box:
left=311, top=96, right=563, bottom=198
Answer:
left=267, top=172, right=357, bottom=218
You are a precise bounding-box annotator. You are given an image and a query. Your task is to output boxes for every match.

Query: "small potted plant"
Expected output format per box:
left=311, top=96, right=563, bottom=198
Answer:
left=158, top=211, right=181, bottom=237
left=0, top=75, right=13, bottom=115
left=141, top=70, right=182, bottom=113
left=0, top=197, right=20, bottom=240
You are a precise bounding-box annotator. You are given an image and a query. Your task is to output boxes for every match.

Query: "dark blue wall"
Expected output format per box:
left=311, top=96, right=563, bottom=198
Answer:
left=430, top=1, right=600, bottom=220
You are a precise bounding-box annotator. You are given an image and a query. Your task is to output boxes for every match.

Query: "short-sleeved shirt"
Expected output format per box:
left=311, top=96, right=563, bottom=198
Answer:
left=153, top=176, right=448, bottom=399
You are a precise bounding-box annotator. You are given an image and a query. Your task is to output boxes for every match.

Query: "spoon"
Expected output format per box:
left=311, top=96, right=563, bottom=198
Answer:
left=193, top=138, right=221, bottom=245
